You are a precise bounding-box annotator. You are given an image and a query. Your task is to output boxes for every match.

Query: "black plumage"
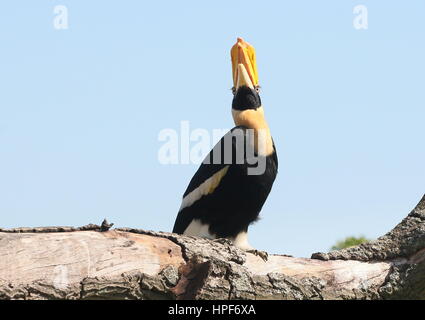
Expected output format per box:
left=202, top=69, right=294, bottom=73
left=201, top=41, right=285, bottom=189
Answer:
left=173, top=85, right=278, bottom=239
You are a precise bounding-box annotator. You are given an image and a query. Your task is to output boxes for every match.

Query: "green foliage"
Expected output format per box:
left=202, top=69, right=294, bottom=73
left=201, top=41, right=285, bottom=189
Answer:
left=331, top=236, right=370, bottom=251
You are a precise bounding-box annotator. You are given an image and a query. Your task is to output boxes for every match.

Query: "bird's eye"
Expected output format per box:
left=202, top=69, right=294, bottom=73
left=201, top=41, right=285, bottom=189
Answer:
left=231, top=87, right=236, bottom=95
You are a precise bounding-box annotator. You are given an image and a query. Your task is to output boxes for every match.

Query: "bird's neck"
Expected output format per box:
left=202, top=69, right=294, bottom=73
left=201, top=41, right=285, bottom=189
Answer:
left=232, top=106, right=274, bottom=156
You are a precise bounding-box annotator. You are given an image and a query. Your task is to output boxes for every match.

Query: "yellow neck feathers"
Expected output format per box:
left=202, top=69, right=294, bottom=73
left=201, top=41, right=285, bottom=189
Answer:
left=232, top=106, right=274, bottom=156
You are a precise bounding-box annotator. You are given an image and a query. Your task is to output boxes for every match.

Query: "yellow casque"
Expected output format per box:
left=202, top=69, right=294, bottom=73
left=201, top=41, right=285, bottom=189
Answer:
left=231, top=37, right=259, bottom=89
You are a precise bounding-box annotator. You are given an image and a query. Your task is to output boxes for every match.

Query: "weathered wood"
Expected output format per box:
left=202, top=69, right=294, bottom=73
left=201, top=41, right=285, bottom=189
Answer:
left=0, top=195, right=424, bottom=300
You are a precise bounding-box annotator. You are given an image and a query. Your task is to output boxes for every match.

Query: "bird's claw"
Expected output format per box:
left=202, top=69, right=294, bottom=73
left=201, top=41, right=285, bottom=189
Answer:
left=213, top=238, right=233, bottom=246
left=246, top=249, right=268, bottom=262
left=212, top=239, right=268, bottom=262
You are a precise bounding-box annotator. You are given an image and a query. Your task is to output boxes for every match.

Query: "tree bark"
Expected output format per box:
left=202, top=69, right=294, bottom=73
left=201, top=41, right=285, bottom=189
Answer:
left=0, top=195, right=424, bottom=300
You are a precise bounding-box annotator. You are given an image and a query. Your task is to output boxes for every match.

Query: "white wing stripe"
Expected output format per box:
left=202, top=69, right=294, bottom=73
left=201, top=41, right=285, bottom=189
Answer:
left=179, top=166, right=230, bottom=211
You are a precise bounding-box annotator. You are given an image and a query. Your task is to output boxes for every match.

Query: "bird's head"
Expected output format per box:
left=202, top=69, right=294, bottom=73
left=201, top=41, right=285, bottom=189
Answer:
left=231, top=37, right=261, bottom=111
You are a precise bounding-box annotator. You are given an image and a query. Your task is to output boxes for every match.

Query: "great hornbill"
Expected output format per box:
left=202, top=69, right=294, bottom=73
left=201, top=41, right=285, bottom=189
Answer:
left=172, top=38, right=278, bottom=261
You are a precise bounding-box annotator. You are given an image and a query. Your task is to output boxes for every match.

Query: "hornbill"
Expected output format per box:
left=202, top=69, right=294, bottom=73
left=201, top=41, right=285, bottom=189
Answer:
left=172, top=38, right=278, bottom=260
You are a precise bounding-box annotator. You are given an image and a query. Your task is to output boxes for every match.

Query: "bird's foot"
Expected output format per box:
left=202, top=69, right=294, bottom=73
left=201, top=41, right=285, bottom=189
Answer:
left=212, top=238, right=268, bottom=262
left=213, top=238, right=233, bottom=246
left=246, top=249, right=268, bottom=262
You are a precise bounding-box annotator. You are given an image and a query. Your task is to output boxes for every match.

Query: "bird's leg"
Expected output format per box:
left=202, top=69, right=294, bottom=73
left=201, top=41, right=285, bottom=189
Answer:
left=231, top=232, right=269, bottom=262
left=246, top=249, right=268, bottom=262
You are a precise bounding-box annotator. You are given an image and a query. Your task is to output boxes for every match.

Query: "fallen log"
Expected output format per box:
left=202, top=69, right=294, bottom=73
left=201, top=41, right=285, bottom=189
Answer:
left=0, top=195, right=424, bottom=300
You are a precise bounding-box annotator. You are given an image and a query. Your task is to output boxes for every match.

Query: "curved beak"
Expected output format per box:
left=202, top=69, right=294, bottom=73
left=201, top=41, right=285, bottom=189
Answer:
left=231, top=37, right=259, bottom=90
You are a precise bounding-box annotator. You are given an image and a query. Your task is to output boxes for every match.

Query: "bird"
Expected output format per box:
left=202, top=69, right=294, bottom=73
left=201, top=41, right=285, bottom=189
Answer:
left=172, top=38, right=278, bottom=261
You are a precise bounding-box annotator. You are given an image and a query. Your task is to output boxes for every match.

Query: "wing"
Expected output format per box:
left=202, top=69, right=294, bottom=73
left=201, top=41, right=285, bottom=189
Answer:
left=172, top=126, right=248, bottom=234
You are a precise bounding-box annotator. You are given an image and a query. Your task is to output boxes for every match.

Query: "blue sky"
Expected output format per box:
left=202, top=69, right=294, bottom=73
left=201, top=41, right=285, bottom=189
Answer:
left=0, top=1, right=424, bottom=257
